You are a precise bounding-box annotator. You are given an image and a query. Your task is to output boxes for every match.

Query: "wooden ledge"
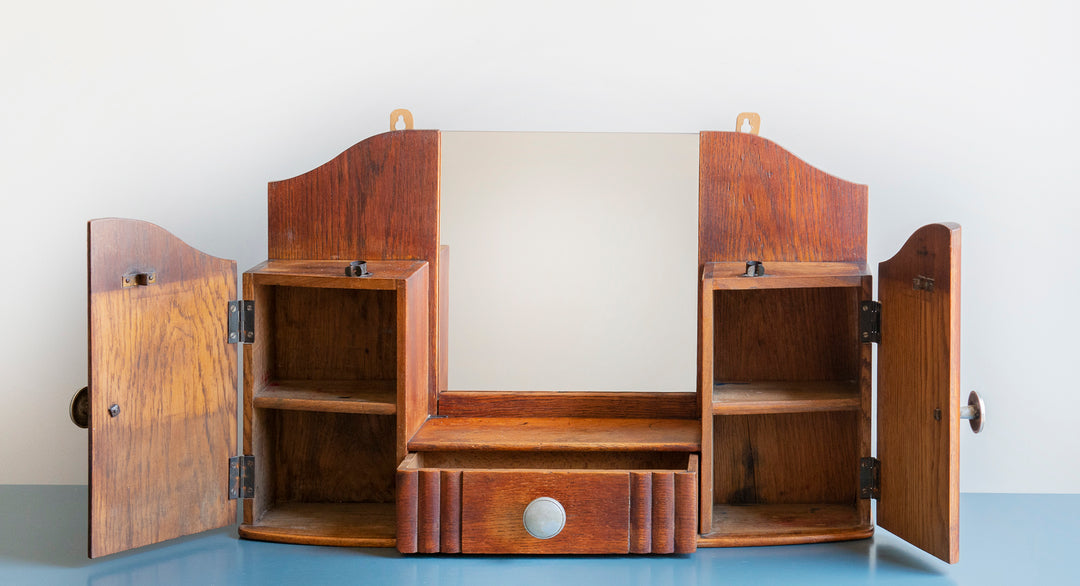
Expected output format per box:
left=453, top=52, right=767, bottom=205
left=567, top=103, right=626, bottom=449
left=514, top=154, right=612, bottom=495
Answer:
left=408, top=417, right=701, bottom=452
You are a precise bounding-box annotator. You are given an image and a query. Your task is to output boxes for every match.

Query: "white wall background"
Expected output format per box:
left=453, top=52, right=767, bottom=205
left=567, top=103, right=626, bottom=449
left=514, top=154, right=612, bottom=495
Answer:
left=0, top=1, right=1076, bottom=493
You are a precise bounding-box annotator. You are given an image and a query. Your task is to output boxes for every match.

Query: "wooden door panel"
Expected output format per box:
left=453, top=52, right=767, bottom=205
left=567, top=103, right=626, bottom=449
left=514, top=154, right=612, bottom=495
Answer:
left=876, top=223, right=961, bottom=563
left=88, top=218, right=237, bottom=558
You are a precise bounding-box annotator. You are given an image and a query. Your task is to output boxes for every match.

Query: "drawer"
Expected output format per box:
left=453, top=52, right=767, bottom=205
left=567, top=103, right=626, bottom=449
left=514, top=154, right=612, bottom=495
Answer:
left=397, top=452, right=698, bottom=554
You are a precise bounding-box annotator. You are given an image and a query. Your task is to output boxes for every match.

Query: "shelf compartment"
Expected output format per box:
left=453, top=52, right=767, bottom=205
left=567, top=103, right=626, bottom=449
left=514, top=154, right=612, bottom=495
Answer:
left=408, top=417, right=701, bottom=452
left=698, top=504, right=871, bottom=547
left=239, top=502, right=396, bottom=547
left=253, top=380, right=396, bottom=414
left=703, top=261, right=869, bottom=290
left=248, top=259, right=429, bottom=289
left=712, top=381, right=860, bottom=415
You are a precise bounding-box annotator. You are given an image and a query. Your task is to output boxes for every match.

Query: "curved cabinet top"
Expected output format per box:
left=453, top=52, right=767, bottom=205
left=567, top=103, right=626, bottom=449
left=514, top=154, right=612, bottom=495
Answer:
left=268, top=130, right=440, bottom=262
left=699, top=132, right=868, bottom=265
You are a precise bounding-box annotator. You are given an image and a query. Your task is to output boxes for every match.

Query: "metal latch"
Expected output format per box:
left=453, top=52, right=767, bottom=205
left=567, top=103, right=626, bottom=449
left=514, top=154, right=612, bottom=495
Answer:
left=859, top=457, right=880, bottom=500
left=228, top=301, right=254, bottom=344
left=860, top=301, right=881, bottom=344
left=229, top=455, right=254, bottom=499
left=122, top=271, right=156, bottom=288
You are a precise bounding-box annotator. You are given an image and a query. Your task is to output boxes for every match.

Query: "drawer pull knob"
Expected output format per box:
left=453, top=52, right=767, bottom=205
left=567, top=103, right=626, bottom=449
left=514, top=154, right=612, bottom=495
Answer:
left=523, top=497, right=565, bottom=540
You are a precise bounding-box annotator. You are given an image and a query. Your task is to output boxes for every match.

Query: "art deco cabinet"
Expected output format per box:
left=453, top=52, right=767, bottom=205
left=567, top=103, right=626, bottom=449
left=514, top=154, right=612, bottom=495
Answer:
left=72, top=118, right=979, bottom=562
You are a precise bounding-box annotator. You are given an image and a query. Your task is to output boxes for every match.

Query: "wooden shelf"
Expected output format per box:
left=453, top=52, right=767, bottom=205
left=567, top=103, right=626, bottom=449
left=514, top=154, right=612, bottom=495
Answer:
left=247, top=259, right=428, bottom=290
left=712, top=381, right=860, bottom=415
left=239, top=502, right=396, bottom=547
left=698, top=504, right=871, bottom=547
left=408, top=417, right=701, bottom=452
left=703, top=261, right=869, bottom=290
left=253, top=380, right=396, bottom=414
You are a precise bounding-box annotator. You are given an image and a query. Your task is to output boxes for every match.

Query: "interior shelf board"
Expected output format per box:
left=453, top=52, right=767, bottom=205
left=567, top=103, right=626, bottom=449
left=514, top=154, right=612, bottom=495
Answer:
left=699, top=504, right=872, bottom=547
left=253, top=380, right=397, bottom=414
left=712, top=381, right=860, bottom=415
left=239, top=502, right=396, bottom=547
left=408, top=417, right=701, bottom=452
left=703, top=261, right=869, bottom=290
left=247, top=259, right=427, bottom=289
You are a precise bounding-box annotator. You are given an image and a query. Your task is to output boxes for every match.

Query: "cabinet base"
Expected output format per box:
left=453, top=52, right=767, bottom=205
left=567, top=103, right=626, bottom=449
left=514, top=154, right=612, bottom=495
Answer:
left=698, top=504, right=873, bottom=547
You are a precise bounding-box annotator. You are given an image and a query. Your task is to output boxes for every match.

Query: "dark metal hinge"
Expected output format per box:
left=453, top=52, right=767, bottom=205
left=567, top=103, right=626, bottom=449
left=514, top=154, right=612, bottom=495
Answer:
left=860, top=301, right=881, bottom=344
left=228, top=455, right=255, bottom=499
left=228, top=300, right=255, bottom=344
left=859, top=457, right=880, bottom=500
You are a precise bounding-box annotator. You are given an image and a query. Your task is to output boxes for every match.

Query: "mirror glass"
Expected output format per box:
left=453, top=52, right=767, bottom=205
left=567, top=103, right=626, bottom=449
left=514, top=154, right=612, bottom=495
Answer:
left=441, top=132, right=699, bottom=392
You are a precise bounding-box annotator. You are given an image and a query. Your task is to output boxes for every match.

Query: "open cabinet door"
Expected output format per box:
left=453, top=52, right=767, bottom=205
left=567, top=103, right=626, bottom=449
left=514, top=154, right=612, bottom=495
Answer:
left=87, top=219, right=238, bottom=558
left=876, top=223, right=961, bottom=563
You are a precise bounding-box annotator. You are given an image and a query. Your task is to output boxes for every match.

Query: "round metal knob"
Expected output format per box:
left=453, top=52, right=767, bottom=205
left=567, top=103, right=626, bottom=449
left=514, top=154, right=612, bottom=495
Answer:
left=961, top=390, right=985, bottom=434
left=523, top=497, right=565, bottom=540
left=70, top=387, right=89, bottom=429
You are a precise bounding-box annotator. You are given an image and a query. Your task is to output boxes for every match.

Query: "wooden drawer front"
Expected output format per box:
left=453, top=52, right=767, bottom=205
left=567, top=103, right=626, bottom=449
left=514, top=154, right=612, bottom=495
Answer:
left=461, top=470, right=629, bottom=554
left=396, top=454, right=698, bottom=554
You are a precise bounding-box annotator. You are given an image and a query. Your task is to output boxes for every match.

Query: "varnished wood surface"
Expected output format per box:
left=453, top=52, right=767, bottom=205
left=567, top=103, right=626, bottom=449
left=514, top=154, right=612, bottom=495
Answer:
left=249, top=259, right=428, bottom=290
left=398, top=453, right=697, bottom=554
left=713, top=412, right=858, bottom=506
left=461, top=470, right=630, bottom=554
left=877, top=223, right=961, bottom=564
left=699, top=504, right=872, bottom=547
left=267, top=130, right=441, bottom=405
left=711, top=287, right=860, bottom=382
left=698, top=132, right=867, bottom=265
left=399, top=264, right=431, bottom=462
left=712, top=381, right=860, bottom=415
left=272, top=411, right=397, bottom=503
left=239, top=502, right=395, bottom=547
left=437, top=391, right=698, bottom=419
left=703, top=261, right=869, bottom=289
left=87, top=218, right=237, bottom=558
left=252, top=380, right=396, bottom=414
left=265, top=286, right=397, bottom=383
left=408, top=417, right=700, bottom=452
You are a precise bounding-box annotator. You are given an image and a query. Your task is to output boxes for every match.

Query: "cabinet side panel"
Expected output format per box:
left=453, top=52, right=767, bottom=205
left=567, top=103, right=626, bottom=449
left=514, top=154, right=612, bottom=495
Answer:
left=88, top=218, right=237, bottom=558
left=877, top=223, right=961, bottom=564
left=699, top=131, right=867, bottom=264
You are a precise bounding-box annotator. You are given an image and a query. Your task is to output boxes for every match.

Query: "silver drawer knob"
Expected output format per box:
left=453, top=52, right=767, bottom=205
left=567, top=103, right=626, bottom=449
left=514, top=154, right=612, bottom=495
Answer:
left=523, top=497, right=565, bottom=539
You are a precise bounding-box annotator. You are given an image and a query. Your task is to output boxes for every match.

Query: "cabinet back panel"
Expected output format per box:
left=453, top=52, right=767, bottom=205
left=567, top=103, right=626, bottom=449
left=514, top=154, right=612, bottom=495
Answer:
left=267, top=286, right=396, bottom=382
left=712, top=412, right=858, bottom=505
left=712, top=287, right=859, bottom=382
left=272, top=411, right=397, bottom=503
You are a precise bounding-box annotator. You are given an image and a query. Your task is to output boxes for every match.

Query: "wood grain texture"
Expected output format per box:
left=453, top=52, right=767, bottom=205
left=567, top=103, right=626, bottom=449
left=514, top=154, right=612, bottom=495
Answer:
left=713, top=412, right=859, bottom=506
left=461, top=471, right=630, bottom=554
left=408, top=417, right=700, bottom=452
left=876, top=223, right=961, bottom=564
left=238, top=502, right=395, bottom=547
left=629, top=472, right=652, bottom=554
left=418, top=470, right=441, bottom=553
left=410, top=451, right=691, bottom=471
left=396, top=458, right=418, bottom=553
left=87, top=218, right=236, bottom=558
left=699, top=279, right=714, bottom=535
left=253, top=380, right=396, bottom=414
left=698, top=131, right=867, bottom=265
left=699, top=504, right=871, bottom=547
left=712, top=381, right=860, bottom=415
left=437, top=391, right=698, bottom=419
left=703, top=261, right=869, bottom=289
left=857, top=275, right=873, bottom=527
left=712, top=287, right=861, bottom=382
left=651, top=473, right=675, bottom=554
left=399, top=264, right=431, bottom=461
left=440, top=470, right=462, bottom=553
left=251, top=259, right=428, bottom=289
left=273, top=411, right=397, bottom=503
left=267, top=130, right=441, bottom=406
left=674, top=462, right=698, bottom=553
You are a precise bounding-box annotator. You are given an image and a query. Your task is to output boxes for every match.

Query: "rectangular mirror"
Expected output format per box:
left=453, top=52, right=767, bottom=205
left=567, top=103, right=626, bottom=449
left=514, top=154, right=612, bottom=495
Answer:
left=441, top=132, right=699, bottom=392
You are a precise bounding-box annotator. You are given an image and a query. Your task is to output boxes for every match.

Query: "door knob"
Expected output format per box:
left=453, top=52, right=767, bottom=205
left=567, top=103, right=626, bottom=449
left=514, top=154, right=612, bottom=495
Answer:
left=960, top=390, right=985, bottom=433
left=70, top=387, right=88, bottom=429
left=523, top=497, right=566, bottom=540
